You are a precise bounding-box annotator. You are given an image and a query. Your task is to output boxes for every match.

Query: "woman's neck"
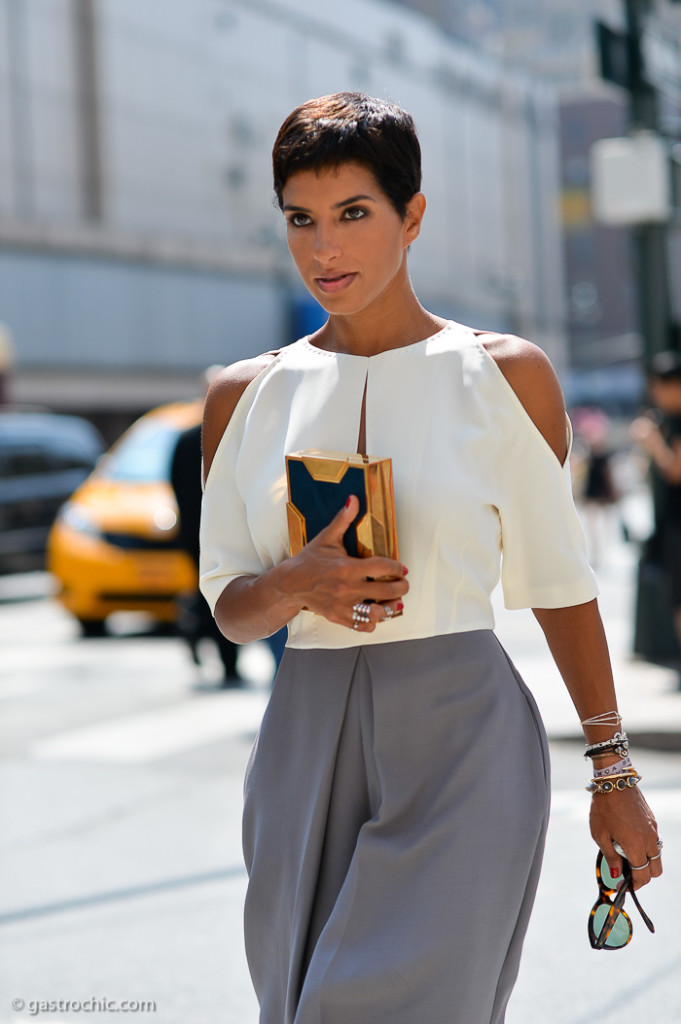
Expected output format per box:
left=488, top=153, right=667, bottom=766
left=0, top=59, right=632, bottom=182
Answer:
left=310, top=284, right=446, bottom=358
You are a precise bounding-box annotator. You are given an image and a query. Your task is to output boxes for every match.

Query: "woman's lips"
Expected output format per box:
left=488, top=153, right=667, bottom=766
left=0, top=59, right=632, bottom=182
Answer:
left=316, top=272, right=357, bottom=294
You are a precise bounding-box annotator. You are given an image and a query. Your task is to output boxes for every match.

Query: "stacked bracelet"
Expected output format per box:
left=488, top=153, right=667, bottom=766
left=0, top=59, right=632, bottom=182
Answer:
left=581, top=713, right=641, bottom=793
left=586, top=772, right=641, bottom=795
left=581, top=711, right=622, bottom=728
left=592, top=755, right=633, bottom=778
left=584, top=730, right=629, bottom=760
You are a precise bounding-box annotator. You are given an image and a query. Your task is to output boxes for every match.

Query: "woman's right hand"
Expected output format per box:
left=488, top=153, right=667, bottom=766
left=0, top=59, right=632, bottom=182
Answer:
left=285, top=495, right=409, bottom=632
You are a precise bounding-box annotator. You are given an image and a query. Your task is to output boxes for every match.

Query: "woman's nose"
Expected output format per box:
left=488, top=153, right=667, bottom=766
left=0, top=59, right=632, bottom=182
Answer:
left=314, top=224, right=341, bottom=263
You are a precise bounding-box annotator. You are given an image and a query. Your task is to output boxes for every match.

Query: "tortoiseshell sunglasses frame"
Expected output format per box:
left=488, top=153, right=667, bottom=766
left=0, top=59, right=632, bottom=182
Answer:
left=588, top=851, right=654, bottom=950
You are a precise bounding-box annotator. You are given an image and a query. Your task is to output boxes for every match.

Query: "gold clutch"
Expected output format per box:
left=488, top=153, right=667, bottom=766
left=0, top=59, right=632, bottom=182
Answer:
left=285, top=450, right=398, bottom=560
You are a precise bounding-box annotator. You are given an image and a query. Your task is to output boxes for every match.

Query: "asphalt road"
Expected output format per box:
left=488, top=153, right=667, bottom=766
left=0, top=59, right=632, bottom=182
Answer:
left=0, top=561, right=679, bottom=1024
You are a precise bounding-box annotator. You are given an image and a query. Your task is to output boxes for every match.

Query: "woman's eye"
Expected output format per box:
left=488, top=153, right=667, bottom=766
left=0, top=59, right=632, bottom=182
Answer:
left=343, top=206, right=367, bottom=221
left=288, top=213, right=312, bottom=228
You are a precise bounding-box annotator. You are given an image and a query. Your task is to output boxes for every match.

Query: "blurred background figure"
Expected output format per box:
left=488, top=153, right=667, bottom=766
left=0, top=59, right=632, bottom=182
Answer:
left=170, top=367, right=243, bottom=687
left=0, top=323, right=15, bottom=406
left=631, top=351, right=681, bottom=678
left=572, top=407, right=620, bottom=568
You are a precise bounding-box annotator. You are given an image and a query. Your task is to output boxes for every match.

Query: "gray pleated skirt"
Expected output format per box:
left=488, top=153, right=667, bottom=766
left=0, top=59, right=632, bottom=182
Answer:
left=242, top=630, right=550, bottom=1024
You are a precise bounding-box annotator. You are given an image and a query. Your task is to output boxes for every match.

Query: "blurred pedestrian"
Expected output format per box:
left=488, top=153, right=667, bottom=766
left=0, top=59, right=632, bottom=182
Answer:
left=171, top=372, right=242, bottom=687
left=631, top=350, right=681, bottom=665
left=576, top=412, right=620, bottom=567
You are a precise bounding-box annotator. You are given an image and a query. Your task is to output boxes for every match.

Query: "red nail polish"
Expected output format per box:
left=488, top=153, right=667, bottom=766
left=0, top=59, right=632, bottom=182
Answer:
left=402, top=566, right=409, bottom=575
left=397, top=602, right=404, bottom=611
left=345, top=496, right=352, bottom=508
left=610, top=867, right=620, bottom=878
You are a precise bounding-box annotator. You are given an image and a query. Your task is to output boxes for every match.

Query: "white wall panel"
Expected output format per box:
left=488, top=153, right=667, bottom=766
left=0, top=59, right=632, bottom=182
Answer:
left=0, top=0, right=566, bottom=374
left=0, top=251, right=285, bottom=369
left=24, top=0, right=82, bottom=220
left=0, top=0, right=13, bottom=214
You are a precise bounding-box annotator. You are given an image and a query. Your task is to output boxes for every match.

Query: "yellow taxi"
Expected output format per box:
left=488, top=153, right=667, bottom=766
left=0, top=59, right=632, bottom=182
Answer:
left=48, top=400, right=202, bottom=635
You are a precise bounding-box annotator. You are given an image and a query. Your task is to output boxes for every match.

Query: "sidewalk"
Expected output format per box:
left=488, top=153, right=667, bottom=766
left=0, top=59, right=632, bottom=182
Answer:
left=492, top=530, right=681, bottom=745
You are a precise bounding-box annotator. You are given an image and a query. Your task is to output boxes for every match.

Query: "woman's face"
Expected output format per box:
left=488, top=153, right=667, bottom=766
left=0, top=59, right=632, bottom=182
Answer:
left=281, top=161, right=424, bottom=317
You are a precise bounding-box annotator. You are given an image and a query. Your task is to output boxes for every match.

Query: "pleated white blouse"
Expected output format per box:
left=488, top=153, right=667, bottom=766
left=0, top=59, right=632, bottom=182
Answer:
left=200, top=320, right=598, bottom=649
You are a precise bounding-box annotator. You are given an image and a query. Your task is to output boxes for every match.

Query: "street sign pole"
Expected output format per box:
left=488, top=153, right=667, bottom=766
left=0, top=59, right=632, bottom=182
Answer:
left=596, top=2, right=680, bottom=660
left=624, top=0, right=673, bottom=366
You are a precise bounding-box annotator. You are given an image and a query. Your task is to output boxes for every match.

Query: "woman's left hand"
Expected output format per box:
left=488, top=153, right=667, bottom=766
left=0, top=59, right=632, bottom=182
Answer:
left=589, top=786, right=662, bottom=889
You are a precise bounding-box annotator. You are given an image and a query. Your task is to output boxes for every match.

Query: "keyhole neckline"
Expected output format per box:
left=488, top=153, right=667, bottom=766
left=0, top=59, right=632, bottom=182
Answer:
left=301, top=320, right=454, bottom=360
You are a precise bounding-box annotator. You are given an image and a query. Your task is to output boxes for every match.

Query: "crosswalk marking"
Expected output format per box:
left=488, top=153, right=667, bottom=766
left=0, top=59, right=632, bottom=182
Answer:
left=29, top=691, right=268, bottom=763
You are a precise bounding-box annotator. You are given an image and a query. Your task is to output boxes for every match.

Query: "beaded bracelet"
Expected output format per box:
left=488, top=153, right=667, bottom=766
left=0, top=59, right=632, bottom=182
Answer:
left=586, top=772, right=641, bottom=795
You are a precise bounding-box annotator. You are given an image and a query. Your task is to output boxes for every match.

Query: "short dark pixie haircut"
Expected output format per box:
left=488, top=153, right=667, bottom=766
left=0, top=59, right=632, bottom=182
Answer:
left=272, top=92, right=421, bottom=219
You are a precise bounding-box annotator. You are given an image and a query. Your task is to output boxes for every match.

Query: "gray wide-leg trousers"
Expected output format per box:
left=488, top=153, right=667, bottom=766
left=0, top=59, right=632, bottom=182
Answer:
left=242, top=630, right=550, bottom=1024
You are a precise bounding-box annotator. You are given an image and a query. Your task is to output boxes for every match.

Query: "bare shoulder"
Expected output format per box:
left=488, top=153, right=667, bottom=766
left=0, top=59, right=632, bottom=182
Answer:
left=475, top=331, right=568, bottom=463
left=202, top=350, right=280, bottom=481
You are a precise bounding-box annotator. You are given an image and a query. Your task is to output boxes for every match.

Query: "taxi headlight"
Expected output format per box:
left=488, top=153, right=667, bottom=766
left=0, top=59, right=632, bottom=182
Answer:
left=153, top=506, right=178, bottom=532
left=59, top=503, right=102, bottom=540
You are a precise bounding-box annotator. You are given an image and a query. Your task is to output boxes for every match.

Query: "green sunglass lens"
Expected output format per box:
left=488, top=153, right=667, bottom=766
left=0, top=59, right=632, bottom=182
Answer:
left=600, top=858, right=619, bottom=889
left=593, top=904, right=631, bottom=948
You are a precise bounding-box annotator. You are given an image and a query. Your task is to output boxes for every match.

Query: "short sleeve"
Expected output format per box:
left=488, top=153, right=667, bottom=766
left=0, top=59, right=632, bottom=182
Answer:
left=498, top=418, right=599, bottom=610
left=199, top=397, right=265, bottom=615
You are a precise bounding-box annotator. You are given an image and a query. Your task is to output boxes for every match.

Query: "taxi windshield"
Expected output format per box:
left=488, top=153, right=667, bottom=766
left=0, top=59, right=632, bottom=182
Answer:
left=101, top=422, right=179, bottom=483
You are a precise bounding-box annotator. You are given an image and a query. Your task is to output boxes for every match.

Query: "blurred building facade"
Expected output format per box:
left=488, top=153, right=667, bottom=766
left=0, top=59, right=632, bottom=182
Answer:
left=397, top=0, right=681, bottom=90
left=0, top=0, right=567, bottom=427
left=399, top=0, right=681, bottom=412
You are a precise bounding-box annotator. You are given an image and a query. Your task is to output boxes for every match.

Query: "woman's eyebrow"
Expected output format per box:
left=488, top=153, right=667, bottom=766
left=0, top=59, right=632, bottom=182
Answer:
left=332, top=194, right=376, bottom=209
left=282, top=194, right=376, bottom=213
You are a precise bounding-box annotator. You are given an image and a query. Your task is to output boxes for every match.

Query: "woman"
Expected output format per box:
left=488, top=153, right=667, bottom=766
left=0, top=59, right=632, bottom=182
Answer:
left=200, top=93, right=660, bottom=1023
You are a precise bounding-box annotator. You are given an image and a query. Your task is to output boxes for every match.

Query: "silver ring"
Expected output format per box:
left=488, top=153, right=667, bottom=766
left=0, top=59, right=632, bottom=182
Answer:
left=352, top=602, right=371, bottom=623
left=649, top=851, right=662, bottom=861
left=384, top=606, right=393, bottom=619
left=656, top=838, right=664, bottom=850
left=629, top=860, right=650, bottom=871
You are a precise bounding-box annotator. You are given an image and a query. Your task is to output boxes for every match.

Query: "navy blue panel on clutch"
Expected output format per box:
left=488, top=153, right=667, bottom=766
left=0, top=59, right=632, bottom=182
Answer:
left=288, top=460, right=367, bottom=558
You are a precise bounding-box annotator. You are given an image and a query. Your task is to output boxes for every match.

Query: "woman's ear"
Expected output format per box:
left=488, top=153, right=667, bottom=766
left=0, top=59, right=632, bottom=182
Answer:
left=403, top=192, right=426, bottom=246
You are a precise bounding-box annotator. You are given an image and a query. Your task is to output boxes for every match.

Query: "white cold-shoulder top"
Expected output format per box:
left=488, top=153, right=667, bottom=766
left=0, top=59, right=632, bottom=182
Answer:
left=200, top=321, right=598, bottom=649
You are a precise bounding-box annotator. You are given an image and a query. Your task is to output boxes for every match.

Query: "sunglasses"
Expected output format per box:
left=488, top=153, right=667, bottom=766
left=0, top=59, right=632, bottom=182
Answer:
left=588, top=851, right=655, bottom=950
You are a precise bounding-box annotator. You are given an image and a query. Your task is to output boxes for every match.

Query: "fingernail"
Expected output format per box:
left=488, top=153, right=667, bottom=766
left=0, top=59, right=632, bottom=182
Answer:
left=345, top=496, right=352, bottom=508
left=402, top=566, right=409, bottom=575
left=397, top=602, right=404, bottom=611
left=610, top=867, right=620, bottom=878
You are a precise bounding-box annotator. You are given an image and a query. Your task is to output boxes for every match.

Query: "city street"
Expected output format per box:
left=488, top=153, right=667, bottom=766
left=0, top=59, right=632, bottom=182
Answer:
left=1, top=534, right=680, bottom=1024
left=4, top=1, right=681, bottom=1022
